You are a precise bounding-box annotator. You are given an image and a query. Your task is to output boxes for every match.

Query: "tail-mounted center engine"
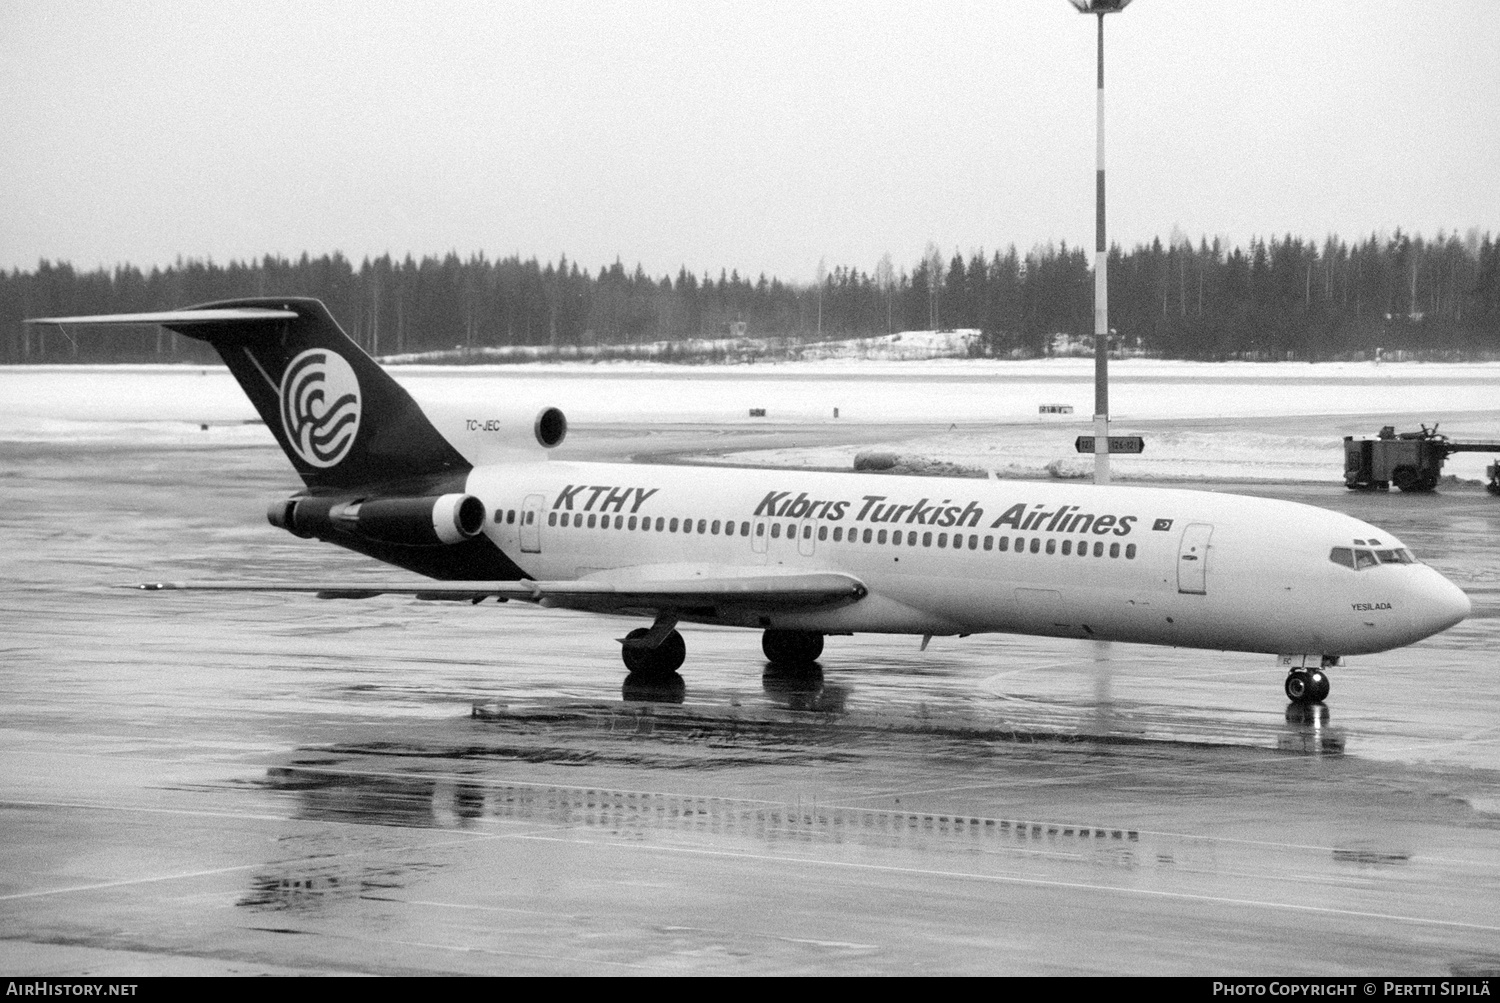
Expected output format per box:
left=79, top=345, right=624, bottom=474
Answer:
left=269, top=492, right=487, bottom=547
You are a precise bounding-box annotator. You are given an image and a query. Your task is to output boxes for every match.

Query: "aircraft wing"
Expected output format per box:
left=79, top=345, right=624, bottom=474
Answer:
left=134, top=570, right=868, bottom=614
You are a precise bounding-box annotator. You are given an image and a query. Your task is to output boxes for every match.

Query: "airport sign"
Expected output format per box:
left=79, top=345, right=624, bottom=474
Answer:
left=1075, top=435, right=1145, bottom=454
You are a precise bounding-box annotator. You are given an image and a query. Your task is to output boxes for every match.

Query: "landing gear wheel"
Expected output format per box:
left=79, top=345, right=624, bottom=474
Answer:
left=1309, top=670, right=1331, bottom=702
left=1285, top=670, right=1312, bottom=704
left=621, top=627, right=686, bottom=677
left=761, top=629, right=824, bottom=666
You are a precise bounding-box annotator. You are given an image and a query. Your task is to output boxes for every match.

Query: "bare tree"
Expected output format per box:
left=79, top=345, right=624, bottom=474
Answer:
left=874, top=252, right=895, bottom=332
left=924, top=241, right=943, bottom=330
left=815, top=257, right=827, bottom=338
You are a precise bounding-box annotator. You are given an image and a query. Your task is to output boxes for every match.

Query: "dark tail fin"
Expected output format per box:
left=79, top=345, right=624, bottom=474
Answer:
left=160, top=297, right=467, bottom=491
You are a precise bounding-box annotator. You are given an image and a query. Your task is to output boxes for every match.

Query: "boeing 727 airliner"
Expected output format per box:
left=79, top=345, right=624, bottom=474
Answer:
left=29, top=299, right=1471, bottom=705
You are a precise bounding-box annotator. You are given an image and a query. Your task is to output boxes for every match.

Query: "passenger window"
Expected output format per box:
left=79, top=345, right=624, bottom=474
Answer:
left=655, top=517, right=664, bottom=531
left=938, top=533, right=948, bottom=548
left=833, top=527, right=843, bottom=542
left=863, top=528, right=873, bottom=543
left=1062, top=540, right=1071, bottom=555
left=587, top=514, right=596, bottom=528
left=698, top=519, right=707, bottom=534
left=711, top=520, right=720, bottom=535
left=1093, top=542, right=1103, bottom=557
left=740, top=521, right=749, bottom=536
left=873, top=529, right=884, bottom=544
left=547, top=512, right=557, bottom=527
left=755, top=522, right=765, bottom=537
left=771, top=523, right=781, bottom=539
left=1354, top=549, right=1378, bottom=570
left=1079, top=540, right=1089, bottom=557
left=998, top=536, right=1009, bottom=552
left=1125, top=544, right=1136, bottom=559
left=1030, top=539, right=1040, bottom=554
left=969, top=535, right=978, bottom=550
left=907, top=531, right=917, bottom=546
left=818, top=526, right=827, bottom=541
left=922, top=532, right=932, bottom=547
left=1110, top=543, right=1120, bottom=558
left=1045, top=539, right=1056, bottom=555
left=1016, top=537, right=1026, bottom=552
left=669, top=518, right=679, bottom=532
left=983, top=536, right=992, bottom=551
left=628, top=516, right=637, bottom=530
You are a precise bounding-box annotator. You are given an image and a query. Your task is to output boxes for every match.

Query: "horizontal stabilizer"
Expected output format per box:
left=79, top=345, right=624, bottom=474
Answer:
left=27, top=308, right=298, bottom=326
left=27, top=297, right=471, bottom=492
left=134, top=572, right=868, bottom=614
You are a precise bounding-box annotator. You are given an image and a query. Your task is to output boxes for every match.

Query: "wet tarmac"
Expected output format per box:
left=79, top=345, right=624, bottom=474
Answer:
left=2, top=429, right=1499, bottom=975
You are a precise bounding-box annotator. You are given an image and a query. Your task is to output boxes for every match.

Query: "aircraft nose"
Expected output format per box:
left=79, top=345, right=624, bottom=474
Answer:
left=1410, top=568, right=1471, bottom=638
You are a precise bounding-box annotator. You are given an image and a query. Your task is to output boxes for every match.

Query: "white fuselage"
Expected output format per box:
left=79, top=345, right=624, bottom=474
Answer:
left=464, top=460, right=1471, bottom=657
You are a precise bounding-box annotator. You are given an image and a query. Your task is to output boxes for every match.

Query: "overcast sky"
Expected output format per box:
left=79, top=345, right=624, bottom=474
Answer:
left=3, top=1, right=1496, bottom=281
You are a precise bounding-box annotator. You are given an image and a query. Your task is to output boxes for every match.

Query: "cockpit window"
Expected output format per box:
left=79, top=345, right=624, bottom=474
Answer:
left=1332, top=544, right=1416, bottom=570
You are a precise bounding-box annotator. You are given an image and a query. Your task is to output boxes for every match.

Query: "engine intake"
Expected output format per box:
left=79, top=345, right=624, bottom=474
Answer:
left=269, top=492, right=486, bottom=546
left=534, top=406, right=567, bottom=448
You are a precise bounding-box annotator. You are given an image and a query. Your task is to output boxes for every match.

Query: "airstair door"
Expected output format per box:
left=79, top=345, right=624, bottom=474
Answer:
left=1177, top=523, right=1213, bottom=594
left=520, top=494, right=544, bottom=553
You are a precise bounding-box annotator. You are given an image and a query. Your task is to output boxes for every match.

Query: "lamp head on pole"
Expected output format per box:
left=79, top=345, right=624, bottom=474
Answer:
left=1067, top=0, right=1132, bottom=12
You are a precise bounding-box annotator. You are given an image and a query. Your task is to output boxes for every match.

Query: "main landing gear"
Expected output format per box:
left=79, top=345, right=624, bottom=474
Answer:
left=1284, top=668, right=1331, bottom=705
left=761, top=629, right=823, bottom=667
left=620, top=625, right=686, bottom=678
left=617, top=624, right=827, bottom=679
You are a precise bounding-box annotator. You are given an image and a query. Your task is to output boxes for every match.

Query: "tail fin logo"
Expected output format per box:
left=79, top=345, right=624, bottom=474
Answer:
left=279, top=349, right=361, bottom=468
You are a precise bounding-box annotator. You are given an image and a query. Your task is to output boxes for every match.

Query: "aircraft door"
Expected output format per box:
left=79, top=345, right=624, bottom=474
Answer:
left=798, top=519, right=817, bottom=557
left=520, top=494, right=544, bottom=553
left=1177, top=523, right=1212, bottom=594
left=750, top=519, right=768, bottom=562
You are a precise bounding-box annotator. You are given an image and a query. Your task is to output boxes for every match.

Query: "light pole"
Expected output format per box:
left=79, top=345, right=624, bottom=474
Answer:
left=1068, top=0, right=1131, bottom=485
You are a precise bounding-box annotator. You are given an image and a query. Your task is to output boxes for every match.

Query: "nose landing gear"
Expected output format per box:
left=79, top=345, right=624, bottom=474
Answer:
left=1284, top=668, right=1331, bottom=704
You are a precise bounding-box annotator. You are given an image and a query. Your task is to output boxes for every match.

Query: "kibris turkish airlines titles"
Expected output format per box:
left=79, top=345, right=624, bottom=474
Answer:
left=552, top=483, right=1141, bottom=537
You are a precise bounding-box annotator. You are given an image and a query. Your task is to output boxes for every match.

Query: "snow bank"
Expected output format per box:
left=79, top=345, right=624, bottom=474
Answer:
left=3, top=359, right=1495, bottom=484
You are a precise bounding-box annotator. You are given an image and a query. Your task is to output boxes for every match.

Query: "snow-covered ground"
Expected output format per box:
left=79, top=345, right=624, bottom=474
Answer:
left=380, top=327, right=984, bottom=365
left=3, top=358, right=1496, bottom=484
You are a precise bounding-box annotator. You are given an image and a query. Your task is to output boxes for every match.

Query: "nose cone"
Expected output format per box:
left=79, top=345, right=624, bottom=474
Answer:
left=1411, top=567, right=1471, bottom=639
